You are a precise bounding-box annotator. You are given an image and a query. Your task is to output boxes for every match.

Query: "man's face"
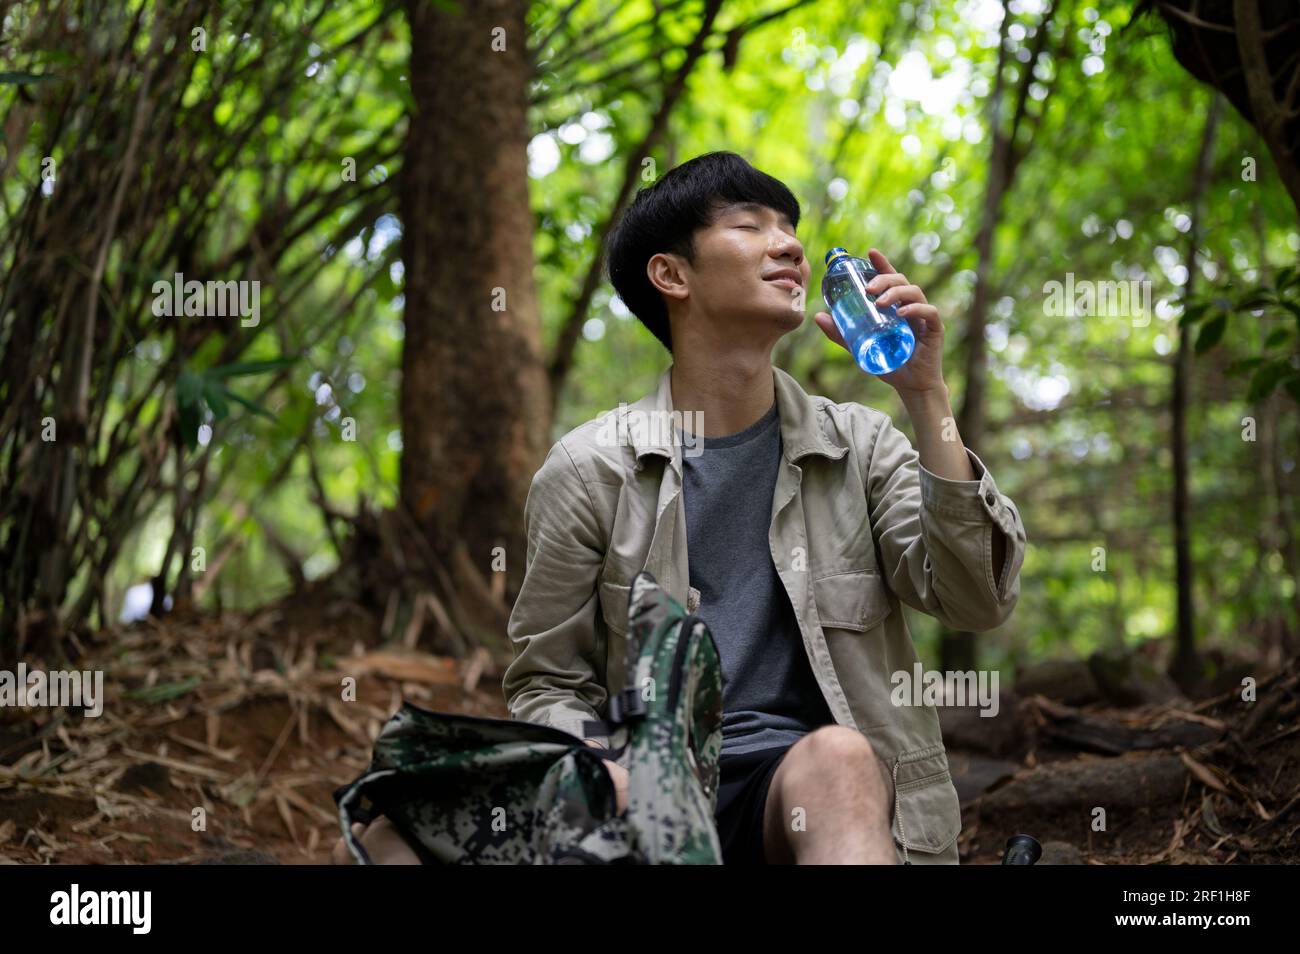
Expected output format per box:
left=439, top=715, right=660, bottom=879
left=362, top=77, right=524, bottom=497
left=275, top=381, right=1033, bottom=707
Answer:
left=659, top=200, right=811, bottom=341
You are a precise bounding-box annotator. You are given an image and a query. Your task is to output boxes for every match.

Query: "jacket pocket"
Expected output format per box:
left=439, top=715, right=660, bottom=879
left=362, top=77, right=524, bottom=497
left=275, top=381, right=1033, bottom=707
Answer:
left=891, top=745, right=961, bottom=858
left=812, top=569, right=892, bottom=632
left=599, top=578, right=630, bottom=634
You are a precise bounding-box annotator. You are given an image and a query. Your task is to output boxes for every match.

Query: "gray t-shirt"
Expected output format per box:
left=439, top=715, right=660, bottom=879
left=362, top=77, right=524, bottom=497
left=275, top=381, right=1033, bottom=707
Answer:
left=678, top=399, right=835, bottom=757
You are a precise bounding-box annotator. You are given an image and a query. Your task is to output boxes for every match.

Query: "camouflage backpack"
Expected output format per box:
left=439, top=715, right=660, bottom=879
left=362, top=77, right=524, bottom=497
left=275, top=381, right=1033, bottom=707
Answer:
left=333, top=570, right=724, bottom=864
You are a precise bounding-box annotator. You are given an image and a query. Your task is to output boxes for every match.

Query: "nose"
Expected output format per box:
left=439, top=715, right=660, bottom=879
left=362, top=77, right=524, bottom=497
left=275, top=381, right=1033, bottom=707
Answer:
left=770, top=230, right=804, bottom=266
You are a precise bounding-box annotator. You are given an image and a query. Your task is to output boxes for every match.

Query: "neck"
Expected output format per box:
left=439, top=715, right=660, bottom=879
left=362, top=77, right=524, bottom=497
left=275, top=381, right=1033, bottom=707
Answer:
left=670, top=349, right=776, bottom=438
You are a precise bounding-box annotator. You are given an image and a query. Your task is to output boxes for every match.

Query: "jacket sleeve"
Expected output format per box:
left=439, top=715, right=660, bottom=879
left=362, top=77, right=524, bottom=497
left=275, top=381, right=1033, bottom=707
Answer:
left=501, top=439, right=610, bottom=742
left=862, top=410, right=1027, bottom=632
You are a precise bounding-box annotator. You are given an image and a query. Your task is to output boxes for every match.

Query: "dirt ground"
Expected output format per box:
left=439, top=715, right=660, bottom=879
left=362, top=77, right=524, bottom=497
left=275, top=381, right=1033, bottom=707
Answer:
left=0, top=585, right=510, bottom=864
left=3, top=585, right=1296, bottom=865
left=951, top=680, right=1300, bottom=864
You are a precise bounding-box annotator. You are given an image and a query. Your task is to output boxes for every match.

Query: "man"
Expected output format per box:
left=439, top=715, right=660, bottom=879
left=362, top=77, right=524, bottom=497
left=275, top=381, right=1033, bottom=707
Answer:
left=336, top=150, right=1026, bottom=865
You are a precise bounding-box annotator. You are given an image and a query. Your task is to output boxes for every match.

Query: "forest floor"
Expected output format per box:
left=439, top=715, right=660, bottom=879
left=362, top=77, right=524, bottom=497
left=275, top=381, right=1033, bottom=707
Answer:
left=2, top=584, right=1297, bottom=865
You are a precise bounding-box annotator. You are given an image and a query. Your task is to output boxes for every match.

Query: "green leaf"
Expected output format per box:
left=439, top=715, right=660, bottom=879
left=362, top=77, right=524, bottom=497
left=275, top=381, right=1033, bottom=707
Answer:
left=201, top=378, right=231, bottom=421
left=379, top=63, right=415, bottom=112
left=177, top=402, right=201, bottom=450
left=221, top=387, right=276, bottom=420
left=1264, top=325, right=1293, bottom=349
left=1274, top=265, right=1297, bottom=291
left=1235, top=290, right=1272, bottom=311
left=1179, top=300, right=1210, bottom=327
left=1287, top=375, right=1300, bottom=403
left=176, top=369, right=204, bottom=408
left=176, top=370, right=206, bottom=449
left=1195, top=313, right=1227, bottom=353
left=1247, top=362, right=1292, bottom=402
left=206, top=357, right=297, bottom=379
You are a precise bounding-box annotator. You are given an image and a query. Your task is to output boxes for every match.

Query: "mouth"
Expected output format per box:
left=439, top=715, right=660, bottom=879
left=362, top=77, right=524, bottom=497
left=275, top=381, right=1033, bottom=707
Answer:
left=762, top=269, right=803, bottom=290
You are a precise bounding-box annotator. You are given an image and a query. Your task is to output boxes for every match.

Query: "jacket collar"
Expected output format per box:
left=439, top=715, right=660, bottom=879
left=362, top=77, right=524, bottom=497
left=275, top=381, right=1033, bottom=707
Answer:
left=628, top=363, right=848, bottom=469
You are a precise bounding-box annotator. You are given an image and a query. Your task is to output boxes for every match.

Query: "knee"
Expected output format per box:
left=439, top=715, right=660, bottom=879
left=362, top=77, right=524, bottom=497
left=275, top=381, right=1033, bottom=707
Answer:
left=780, top=727, right=880, bottom=796
left=782, top=727, right=894, bottom=813
left=768, top=730, right=898, bottom=860
left=798, top=725, right=877, bottom=766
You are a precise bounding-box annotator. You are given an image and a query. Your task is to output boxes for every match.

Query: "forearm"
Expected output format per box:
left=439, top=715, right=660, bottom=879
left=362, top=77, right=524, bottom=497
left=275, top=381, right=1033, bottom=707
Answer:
left=898, top=386, right=1008, bottom=580
left=898, top=386, right=974, bottom=481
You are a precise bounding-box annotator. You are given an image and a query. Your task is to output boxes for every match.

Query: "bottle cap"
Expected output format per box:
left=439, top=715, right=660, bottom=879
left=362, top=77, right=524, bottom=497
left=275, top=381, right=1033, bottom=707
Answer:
left=824, top=247, right=850, bottom=265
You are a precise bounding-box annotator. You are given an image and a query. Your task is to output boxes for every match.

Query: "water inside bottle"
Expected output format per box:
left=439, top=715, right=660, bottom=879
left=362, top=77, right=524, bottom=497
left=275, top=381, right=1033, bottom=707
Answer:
left=823, top=267, right=916, bottom=375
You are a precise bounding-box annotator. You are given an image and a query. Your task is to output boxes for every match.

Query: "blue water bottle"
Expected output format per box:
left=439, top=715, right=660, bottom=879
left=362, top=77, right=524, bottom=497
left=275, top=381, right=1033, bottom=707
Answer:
left=821, top=247, right=916, bottom=375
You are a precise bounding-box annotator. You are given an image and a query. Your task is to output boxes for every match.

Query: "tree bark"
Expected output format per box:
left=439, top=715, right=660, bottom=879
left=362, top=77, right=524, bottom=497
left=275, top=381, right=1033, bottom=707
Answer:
left=400, top=0, right=551, bottom=602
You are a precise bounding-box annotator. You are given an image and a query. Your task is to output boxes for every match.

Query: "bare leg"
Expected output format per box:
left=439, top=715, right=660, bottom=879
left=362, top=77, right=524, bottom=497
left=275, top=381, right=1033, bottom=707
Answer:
left=761, top=726, right=897, bottom=864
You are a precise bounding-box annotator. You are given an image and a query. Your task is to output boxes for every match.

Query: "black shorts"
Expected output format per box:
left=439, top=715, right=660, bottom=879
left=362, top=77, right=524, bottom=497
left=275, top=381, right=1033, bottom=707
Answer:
left=713, top=744, right=793, bottom=865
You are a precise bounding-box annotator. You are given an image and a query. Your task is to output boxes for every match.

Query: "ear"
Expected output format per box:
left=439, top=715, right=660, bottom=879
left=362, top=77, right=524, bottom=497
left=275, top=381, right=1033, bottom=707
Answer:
left=646, top=252, right=690, bottom=300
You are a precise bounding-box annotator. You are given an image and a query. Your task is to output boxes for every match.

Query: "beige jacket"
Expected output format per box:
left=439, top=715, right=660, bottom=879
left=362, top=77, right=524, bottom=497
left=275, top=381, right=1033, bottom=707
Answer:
left=502, top=364, right=1027, bottom=863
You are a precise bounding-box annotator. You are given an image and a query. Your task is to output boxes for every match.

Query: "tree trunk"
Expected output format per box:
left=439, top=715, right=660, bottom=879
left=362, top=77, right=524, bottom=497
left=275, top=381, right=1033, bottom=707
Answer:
left=944, top=0, right=1054, bottom=671
left=400, top=0, right=551, bottom=604
left=1169, top=95, right=1223, bottom=691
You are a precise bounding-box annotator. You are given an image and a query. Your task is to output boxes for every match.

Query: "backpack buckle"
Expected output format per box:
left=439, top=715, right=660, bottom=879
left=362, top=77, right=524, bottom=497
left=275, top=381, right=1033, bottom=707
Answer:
left=608, top=686, right=647, bottom=724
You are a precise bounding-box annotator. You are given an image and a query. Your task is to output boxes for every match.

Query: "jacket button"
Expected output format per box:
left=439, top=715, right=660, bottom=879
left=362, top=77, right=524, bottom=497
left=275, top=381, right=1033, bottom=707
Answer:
left=984, top=492, right=996, bottom=506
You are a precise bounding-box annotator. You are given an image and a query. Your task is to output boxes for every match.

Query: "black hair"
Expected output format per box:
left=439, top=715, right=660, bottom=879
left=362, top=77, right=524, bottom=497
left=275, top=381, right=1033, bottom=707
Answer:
left=605, top=151, right=802, bottom=353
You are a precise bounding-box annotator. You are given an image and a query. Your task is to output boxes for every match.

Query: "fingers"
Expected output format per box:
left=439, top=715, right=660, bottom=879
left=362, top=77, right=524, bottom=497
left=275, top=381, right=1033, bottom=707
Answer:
left=363, top=816, right=423, bottom=864
left=864, top=271, right=939, bottom=334
left=869, top=278, right=926, bottom=306
left=865, top=273, right=906, bottom=294
left=898, top=302, right=942, bottom=336
left=867, top=248, right=897, bottom=274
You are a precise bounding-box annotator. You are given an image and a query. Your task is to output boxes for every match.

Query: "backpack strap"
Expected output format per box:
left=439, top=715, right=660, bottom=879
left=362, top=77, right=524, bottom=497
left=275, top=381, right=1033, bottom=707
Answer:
left=335, top=770, right=399, bottom=864
left=581, top=610, right=704, bottom=761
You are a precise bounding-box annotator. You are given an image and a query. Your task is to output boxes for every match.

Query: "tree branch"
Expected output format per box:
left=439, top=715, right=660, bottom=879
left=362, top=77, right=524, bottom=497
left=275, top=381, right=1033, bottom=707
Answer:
left=545, top=0, right=726, bottom=401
